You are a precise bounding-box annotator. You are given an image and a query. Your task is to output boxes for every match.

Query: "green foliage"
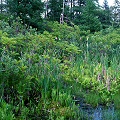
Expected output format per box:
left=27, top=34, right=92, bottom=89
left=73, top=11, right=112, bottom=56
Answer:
left=110, top=0, right=120, bottom=28
left=6, top=0, right=44, bottom=31
left=78, top=0, right=102, bottom=32
left=0, top=100, right=14, bottom=120
left=47, top=21, right=81, bottom=44
left=48, top=0, right=63, bottom=21
left=101, top=0, right=111, bottom=29
left=84, top=92, right=100, bottom=107
left=0, top=21, right=82, bottom=119
left=0, top=19, right=120, bottom=119
left=0, top=13, right=8, bottom=21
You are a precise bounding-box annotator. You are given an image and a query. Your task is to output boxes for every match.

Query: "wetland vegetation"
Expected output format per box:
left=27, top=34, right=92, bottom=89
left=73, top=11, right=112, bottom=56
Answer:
left=0, top=0, right=120, bottom=119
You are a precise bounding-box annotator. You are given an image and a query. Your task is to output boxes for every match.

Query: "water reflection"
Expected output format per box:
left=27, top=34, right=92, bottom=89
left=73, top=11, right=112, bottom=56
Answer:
left=78, top=101, right=119, bottom=120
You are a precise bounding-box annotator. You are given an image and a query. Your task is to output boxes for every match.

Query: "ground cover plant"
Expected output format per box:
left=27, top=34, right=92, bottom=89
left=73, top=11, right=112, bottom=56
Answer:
left=0, top=20, right=120, bottom=119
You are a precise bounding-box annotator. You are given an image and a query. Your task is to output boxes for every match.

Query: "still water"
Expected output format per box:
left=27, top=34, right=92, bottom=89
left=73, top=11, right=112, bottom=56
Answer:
left=76, top=98, right=119, bottom=120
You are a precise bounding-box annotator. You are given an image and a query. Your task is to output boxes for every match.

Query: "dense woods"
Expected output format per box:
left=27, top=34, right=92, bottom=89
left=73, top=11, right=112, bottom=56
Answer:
left=0, top=0, right=120, bottom=120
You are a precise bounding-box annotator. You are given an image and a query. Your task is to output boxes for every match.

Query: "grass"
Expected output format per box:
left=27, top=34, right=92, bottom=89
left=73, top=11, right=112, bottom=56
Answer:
left=84, top=92, right=101, bottom=107
left=0, top=21, right=120, bottom=119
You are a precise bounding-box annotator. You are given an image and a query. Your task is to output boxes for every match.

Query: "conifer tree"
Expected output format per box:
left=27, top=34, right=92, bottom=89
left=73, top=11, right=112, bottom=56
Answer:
left=72, top=0, right=86, bottom=24
left=0, top=0, right=7, bottom=13
left=79, top=0, right=102, bottom=32
left=102, top=0, right=111, bottom=28
left=6, top=0, right=44, bottom=30
left=111, top=0, right=120, bottom=27
left=48, top=0, right=63, bottom=21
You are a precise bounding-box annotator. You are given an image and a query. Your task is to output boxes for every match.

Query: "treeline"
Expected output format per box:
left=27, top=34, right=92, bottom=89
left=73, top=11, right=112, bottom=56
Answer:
left=0, top=0, right=120, bottom=32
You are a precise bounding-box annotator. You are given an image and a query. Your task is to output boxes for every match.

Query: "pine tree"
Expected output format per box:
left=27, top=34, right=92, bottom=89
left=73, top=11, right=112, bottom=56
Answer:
left=6, top=0, right=44, bottom=30
left=103, top=0, right=109, bottom=10
left=0, top=0, right=7, bottom=13
left=72, top=0, right=86, bottom=24
left=111, top=0, right=120, bottom=27
left=0, top=0, right=3, bottom=13
left=102, top=0, right=111, bottom=28
left=48, top=0, right=63, bottom=21
left=79, top=0, right=102, bottom=32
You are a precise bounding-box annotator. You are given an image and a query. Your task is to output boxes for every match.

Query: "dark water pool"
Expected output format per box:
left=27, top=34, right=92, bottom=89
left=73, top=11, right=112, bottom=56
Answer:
left=75, top=98, right=120, bottom=120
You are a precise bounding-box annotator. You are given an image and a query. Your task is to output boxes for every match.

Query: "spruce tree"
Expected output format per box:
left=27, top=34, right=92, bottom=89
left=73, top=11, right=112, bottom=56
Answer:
left=102, top=0, right=111, bottom=28
left=6, top=0, right=44, bottom=30
left=0, top=0, right=7, bottom=13
left=79, top=0, right=102, bottom=32
left=111, top=0, right=120, bottom=27
left=48, top=0, right=63, bottom=21
left=72, top=0, right=86, bottom=24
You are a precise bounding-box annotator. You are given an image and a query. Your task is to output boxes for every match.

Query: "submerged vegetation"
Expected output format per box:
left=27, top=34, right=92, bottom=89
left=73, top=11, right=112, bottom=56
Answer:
left=0, top=19, right=120, bottom=119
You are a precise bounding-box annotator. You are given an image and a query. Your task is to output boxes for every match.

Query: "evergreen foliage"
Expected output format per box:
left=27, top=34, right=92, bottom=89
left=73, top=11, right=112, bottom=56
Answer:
left=79, top=0, right=102, bottom=32
left=102, top=0, right=111, bottom=28
left=6, top=0, right=44, bottom=31
left=47, top=0, right=63, bottom=21
left=1, top=0, right=119, bottom=31
left=111, top=0, right=120, bottom=27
